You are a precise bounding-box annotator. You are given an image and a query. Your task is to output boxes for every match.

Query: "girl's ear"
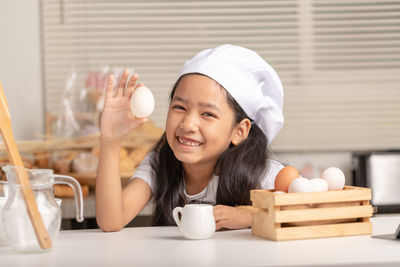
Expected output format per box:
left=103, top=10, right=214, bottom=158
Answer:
left=231, top=119, right=251, bottom=146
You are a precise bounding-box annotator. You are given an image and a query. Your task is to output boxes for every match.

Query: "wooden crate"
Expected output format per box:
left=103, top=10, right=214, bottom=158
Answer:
left=250, top=186, right=373, bottom=241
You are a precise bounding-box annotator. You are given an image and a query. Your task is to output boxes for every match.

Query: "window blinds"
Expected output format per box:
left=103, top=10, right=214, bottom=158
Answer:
left=40, top=0, right=400, bottom=151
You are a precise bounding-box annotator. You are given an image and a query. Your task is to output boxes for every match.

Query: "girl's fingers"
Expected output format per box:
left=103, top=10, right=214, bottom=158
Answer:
left=213, top=207, right=227, bottom=221
left=126, top=73, right=139, bottom=98
left=127, top=73, right=139, bottom=89
left=105, top=74, right=114, bottom=99
left=134, top=82, right=144, bottom=90
left=127, top=82, right=144, bottom=99
left=214, top=214, right=227, bottom=222
left=215, top=221, right=224, bottom=231
left=116, top=69, right=130, bottom=97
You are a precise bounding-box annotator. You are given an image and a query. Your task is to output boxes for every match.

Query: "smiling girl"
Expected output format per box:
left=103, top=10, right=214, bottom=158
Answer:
left=96, top=45, right=285, bottom=231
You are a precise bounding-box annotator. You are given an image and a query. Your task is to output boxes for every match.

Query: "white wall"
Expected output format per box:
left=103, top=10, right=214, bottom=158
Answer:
left=0, top=1, right=43, bottom=140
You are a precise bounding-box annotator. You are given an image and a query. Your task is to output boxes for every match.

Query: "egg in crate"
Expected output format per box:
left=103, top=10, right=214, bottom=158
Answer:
left=321, top=167, right=345, bottom=190
left=288, top=177, right=312, bottom=193
left=274, top=166, right=301, bottom=193
left=309, top=178, right=328, bottom=192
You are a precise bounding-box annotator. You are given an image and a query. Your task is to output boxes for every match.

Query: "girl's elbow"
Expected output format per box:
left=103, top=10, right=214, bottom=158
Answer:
left=97, top=219, right=124, bottom=232
left=100, top=225, right=123, bottom=232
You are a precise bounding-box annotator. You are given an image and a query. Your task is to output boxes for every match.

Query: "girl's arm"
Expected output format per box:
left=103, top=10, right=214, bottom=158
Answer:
left=95, top=70, right=152, bottom=232
left=95, top=139, right=152, bottom=231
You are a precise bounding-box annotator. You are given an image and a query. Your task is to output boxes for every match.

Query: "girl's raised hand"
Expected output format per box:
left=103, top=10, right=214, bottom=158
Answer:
left=100, top=69, right=147, bottom=142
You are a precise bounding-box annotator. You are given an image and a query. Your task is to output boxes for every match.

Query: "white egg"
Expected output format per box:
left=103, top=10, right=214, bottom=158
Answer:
left=321, top=167, right=345, bottom=190
left=288, top=177, right=313, bottom=193
left=130, top=86, right=155, bottom=118
left=309, top=178, right=328, bottom=192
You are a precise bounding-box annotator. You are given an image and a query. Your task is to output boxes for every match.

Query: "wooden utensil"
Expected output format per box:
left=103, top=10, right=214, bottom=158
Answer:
left=0, top=80, right=52, bottom=249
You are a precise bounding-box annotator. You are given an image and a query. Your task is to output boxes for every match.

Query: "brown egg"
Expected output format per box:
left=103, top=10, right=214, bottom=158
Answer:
left=274, top=166, right=301, bottom=193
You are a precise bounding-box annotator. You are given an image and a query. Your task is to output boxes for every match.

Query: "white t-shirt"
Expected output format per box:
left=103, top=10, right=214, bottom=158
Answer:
left=130, top=152, right=284, bottom=205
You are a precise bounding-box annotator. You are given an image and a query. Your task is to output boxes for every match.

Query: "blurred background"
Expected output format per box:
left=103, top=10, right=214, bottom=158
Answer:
left=1, top=0, right=400, bottom=225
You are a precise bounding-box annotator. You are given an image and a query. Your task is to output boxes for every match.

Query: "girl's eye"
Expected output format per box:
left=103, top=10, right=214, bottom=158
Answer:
left=203, top=112, right=216, bottom=118
left=172, top=105, right=185, bottom=111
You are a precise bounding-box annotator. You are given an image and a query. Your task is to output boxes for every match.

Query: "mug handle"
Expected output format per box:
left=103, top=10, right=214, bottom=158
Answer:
left=172, top=207, right=183, bottom=227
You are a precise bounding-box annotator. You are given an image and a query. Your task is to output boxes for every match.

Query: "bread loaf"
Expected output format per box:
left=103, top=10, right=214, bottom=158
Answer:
left=53, top=184, right=89, bottom=198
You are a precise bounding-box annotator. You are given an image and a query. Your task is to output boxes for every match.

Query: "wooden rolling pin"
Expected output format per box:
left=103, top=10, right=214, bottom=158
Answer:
left=0, top=80, right=52, bottom=249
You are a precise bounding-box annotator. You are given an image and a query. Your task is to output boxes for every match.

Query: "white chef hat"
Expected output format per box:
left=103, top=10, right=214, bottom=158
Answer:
left=178, top=44, right=284, bottom=146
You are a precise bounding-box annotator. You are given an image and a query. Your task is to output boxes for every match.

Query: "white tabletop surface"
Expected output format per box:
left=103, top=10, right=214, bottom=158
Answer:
left=1, top=214, right=400, bottom=267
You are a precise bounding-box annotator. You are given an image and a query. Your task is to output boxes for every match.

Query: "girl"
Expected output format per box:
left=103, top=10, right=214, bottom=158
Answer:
left=96, top=44, right=284, bottom=232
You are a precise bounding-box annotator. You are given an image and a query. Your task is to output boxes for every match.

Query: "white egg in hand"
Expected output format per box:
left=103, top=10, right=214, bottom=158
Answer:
left=321, top=167, right=345, bottom=190
left=288, top=177, right=312, bottom=193
left=130, top=86, right=155, bottom=118
left=309, top=178, right=328, bottom=192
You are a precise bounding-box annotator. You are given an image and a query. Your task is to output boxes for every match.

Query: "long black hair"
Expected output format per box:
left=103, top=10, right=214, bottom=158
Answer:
left=150, top=74, right=269, bottom=226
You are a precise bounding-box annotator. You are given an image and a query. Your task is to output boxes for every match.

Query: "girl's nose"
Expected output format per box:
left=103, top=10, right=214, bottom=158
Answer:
left=179, top=113, right=199, bottom=132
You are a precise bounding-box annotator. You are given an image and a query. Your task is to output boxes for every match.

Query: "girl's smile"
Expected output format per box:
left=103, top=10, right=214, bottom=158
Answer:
left=177, top=136, right=203, bottom=147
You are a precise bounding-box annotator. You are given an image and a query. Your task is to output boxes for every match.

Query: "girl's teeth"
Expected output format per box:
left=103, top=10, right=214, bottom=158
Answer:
left=178, top=137, right=201, bottom=147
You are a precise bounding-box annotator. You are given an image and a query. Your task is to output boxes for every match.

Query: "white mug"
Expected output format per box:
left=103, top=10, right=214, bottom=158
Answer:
left=172, top=204, right=216, bottom=240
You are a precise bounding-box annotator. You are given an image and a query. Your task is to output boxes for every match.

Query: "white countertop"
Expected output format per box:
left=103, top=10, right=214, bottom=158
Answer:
left=1, top=214, right=400, bottom=267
